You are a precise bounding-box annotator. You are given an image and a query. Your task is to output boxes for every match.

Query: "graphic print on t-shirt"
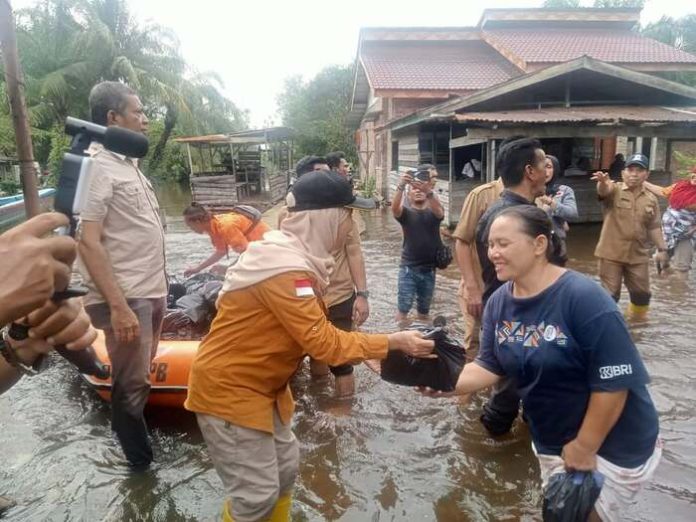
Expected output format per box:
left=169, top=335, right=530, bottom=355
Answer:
left=497, top=321, right=568, bottom=348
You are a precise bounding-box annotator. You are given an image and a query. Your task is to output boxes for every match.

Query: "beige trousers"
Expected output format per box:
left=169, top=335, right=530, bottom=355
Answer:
left=457, top=285, right=480, bottom=360
left=598, top=259, right=651, bottom=306
left=197, top=409, right=299, bottom=522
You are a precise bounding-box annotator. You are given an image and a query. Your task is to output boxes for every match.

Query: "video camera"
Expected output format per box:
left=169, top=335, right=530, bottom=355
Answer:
left=14, top=118, right=150, bottom=379
left=54, top=117, right=149, bottom=235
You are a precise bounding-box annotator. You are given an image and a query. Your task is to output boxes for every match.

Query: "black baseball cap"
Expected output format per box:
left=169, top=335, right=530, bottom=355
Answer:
left=626, top=153, right=649, bottom=169
left=287, top=170, right=377, bottom=212
left=295, top=155, right=328, bottom=176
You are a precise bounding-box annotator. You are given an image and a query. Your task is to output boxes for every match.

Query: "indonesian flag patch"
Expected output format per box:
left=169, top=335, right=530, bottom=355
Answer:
left=295, top=279, right=315, bottom=297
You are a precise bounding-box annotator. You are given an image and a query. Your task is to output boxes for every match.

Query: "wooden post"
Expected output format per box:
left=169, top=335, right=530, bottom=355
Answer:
left=185, top=143, right=194, bottom=175
left=0, top=0, right=41, bottom=217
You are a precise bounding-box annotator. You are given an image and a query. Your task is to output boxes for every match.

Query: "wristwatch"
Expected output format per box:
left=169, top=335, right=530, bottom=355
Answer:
left=0, top=326, right=45, bottom=376
left=426, top=192, right=434, bottom=199
left=356, top=290, right=370, bottom=299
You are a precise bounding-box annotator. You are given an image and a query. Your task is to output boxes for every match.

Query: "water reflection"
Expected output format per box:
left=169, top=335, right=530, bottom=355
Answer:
left=0, top=184, right=694, bottom=521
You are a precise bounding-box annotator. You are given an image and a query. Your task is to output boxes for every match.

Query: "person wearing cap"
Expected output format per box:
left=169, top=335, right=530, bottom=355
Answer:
left=294, top=155, right=329, bottom=177
left=290, top=158, right=374, bottom=397
left=185, top=170, right=434, bottom=522
left=643, top=166, right=696, bottom=276
left=392, top=167, right=445, bottom=323
left=591, top=153, right=670, bottom=317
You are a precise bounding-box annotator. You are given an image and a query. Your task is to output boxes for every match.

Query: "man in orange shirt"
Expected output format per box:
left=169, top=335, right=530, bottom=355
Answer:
left=183, top=203, right=271, bottom=277
left=185, top=171, right=433, bottom=522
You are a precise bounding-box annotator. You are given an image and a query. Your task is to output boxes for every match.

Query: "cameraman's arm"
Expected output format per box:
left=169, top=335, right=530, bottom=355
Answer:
left=1, top=298, right=96, bottom=394
left=78, top=221, right=139, bottom=343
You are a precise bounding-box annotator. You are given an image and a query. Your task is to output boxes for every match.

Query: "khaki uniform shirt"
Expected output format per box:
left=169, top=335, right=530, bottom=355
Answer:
left=324, top=215, right=361, bottom=308
left=185, top=271, right=388, bottom=433
left=451, top=178, right=504, bottom=281
left=78, top=143, right=167, bottom=305
left=594, top=182, right=661, bottom=264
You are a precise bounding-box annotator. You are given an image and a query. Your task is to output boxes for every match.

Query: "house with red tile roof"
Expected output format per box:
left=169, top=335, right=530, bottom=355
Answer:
left=348, top=7, right=696, bottom=224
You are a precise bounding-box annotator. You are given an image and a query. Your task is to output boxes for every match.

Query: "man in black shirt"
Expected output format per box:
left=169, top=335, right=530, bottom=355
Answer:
left=474, top=138, right=550, bottom=436
left=392, top=167, right=445, bottom=323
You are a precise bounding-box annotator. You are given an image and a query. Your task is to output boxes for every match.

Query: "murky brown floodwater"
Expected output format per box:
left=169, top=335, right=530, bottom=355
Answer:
left=1, top=183, right=694, bottom=521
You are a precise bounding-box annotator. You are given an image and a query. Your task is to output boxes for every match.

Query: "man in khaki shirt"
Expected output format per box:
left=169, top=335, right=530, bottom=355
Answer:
left=452, top=178, right=504, bottom=356
left=592, top=154, right=669, bottom=317
left=78, top=81, right=167, bottom=470
left=279, top=156, right=372, bottom=397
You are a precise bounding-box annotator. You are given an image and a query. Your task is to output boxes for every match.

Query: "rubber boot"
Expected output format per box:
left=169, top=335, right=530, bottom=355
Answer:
left=267, top=493, right=292, bottom=522
left=627, top=302, right=649, bottom=320
left=221, top=494, right=291, bottom=522
left=222, top=500, right=234, bottom=522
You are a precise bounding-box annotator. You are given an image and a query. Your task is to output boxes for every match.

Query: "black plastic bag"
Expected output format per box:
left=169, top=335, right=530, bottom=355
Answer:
left=167, top=282, right=187, bottom=308
left=542, top=471, right=604, bottom=522
left=380, top=320, right=465, bottom=392
left=176, top=293, right=209, bottom=323
left=183, top=272, right=222, bottom=294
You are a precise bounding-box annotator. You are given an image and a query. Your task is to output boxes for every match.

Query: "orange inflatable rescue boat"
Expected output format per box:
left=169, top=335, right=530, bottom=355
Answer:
left=81, top=331, right=198, bottom=408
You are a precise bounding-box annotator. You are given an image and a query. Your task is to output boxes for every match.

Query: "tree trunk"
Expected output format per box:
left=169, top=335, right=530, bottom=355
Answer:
left=0, top=0, right=41, bottom=217
left=148, top=103, right=178, bottom=174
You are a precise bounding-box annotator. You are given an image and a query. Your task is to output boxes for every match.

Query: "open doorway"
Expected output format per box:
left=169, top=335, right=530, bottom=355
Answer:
left=453, top=142, right=485, bottom=183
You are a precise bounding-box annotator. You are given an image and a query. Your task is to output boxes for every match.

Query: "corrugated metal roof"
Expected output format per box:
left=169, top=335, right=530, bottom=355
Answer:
left=173, top=134, right=229, bottom=144
left=361, top=41, right=521, bottom=91
left=455, top=105, right=696, bottom=124
left=486, top=29, right=696, bottom=64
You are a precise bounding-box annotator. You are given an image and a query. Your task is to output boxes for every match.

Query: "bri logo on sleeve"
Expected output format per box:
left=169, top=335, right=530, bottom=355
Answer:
left=599, top=365, right=633, bottom=380
left=295, top=279, right=315, bottom=297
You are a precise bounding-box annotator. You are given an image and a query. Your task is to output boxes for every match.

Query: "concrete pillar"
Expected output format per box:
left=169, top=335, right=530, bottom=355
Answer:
left=649, top=137, right=658, bottom=170
left=486, top=140, right=497, bottom=182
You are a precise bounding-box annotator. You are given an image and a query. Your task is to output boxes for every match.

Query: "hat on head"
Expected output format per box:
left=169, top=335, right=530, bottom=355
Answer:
left=286, top=170, right=377, bottom=212
left=295, top=155, right=327, bottom=176
left=626, top=153, right=649, bottom=170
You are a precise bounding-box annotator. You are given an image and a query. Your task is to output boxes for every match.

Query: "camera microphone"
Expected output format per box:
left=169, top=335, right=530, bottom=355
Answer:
left=65, top=117, right=149, bottom=158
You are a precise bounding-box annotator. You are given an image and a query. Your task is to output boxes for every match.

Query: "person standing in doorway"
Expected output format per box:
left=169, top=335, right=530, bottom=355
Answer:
left=391, top=167, right=445, bottom=324
left=592, top=153, right=670, bottom=318
left=78, top=81, right=167, bottom=471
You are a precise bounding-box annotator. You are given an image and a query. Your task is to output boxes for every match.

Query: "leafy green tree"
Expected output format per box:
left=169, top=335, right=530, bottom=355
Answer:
left=542, top=0, right=580, bottom=8
left=642, top=14, right=696, bottom=87
left=1, top=0, right=247, bottom=184
left=277, top=65, right=356, bottom=163
left=593, top=0, right=645, bottom=7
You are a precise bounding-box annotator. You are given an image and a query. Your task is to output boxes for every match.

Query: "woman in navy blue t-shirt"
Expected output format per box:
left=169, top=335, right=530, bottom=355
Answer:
left=421, top=206, right=661, bottom=522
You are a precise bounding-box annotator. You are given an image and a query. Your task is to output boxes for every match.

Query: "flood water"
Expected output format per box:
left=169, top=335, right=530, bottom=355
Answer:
left=1, top=183, right=694, bottom=521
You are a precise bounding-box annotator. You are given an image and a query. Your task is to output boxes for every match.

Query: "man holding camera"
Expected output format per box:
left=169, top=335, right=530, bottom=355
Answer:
left=77, top=81, right=167, bottom=470
left=391, top=166, right=444, bottom=323
left=0, top=213, right=97, bottom=515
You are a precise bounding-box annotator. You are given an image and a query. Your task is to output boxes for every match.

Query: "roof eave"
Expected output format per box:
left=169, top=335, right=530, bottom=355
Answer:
left=388, top=56, right=696, bottom=132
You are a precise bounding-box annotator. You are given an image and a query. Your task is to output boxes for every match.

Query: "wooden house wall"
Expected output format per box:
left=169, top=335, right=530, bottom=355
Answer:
left=267, top=171, right=288, bottom=202
left=191, top=175, right=238, bottom=213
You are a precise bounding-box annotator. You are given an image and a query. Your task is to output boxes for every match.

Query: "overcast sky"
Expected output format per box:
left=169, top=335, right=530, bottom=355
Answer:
left=11, top=0, right=696, bottom=127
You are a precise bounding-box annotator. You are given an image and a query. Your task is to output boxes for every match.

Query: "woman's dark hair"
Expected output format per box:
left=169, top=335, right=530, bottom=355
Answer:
left=493, top=205, right=564, bottom=262
left=545, top=154, right=561, bottom=196
left=183, top=202, right=211, bottom=221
